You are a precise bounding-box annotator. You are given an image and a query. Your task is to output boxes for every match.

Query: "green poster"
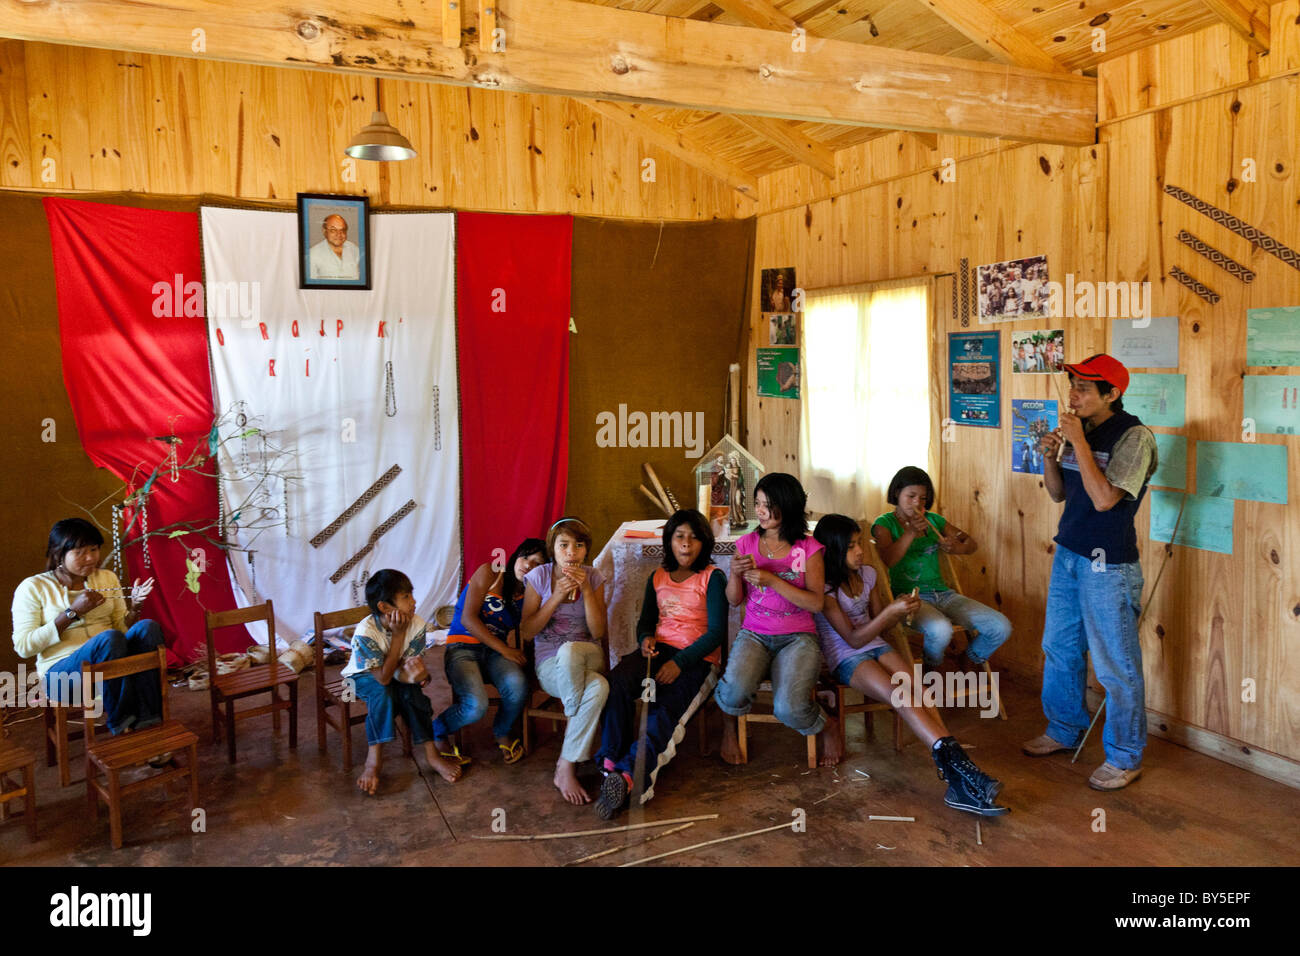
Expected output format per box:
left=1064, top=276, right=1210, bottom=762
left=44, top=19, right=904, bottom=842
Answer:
left=757, top=347, right=800, bottom=399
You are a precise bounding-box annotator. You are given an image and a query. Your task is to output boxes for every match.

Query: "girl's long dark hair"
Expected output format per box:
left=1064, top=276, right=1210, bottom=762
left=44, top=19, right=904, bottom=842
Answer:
left=754, top=472, right=808, bottom=545
left=813, top=514, right=860, bottom=593
left=503, top=537, right=546, bottom=603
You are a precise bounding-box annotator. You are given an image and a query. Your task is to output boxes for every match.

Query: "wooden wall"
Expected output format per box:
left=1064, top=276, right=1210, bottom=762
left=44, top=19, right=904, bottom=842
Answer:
left=0, top=39, right=747, bottom=220
left=746, top=4, right=1300, bottom=775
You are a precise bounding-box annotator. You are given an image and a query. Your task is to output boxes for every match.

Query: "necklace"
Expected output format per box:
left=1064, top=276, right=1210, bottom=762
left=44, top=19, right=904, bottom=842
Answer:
left=761, top=533, right=788, bottom=559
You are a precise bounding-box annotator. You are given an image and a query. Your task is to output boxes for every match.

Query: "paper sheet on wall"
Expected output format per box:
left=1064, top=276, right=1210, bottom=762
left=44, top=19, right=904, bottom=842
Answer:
left=1195, top=441, right=1288, bottom=504
left=1125, top=373, right=1186, bottom=427
left=1149, top=490, right=1234, bottom=555
left=1111, top=316, right=1179, bottom=369
left=1150, top=433, right=1187, bottom=489
left=1243, top=375, right=1300, bottom=436
left=1246, top=307, right=1300, bottom=367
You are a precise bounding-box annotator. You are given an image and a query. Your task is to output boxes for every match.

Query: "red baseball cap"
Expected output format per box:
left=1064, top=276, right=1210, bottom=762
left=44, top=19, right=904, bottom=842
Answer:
left=1064, top=353, right=1130, bottom=395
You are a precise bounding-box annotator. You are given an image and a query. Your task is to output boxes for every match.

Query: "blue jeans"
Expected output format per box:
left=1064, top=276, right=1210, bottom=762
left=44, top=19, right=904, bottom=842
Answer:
left=913, top=590, right=1012, bottom=666
left=432, top=642, right=528, bottom=740
left=1040, top=547, right=1146, bottom=770
left=832, top=644, right=892, bottom=686
left=43, top=620, right=164, bottom=735
left=352, top=671, right=435, bottom=747
left=715, top=629, right=826, bottom=735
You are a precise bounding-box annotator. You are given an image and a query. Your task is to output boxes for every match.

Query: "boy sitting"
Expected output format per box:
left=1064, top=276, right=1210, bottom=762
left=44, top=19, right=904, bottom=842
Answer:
left=341, top=569, right=463, bottom=794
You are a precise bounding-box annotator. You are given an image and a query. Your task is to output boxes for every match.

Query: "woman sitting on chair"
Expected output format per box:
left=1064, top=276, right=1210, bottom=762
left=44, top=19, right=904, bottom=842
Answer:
left=11, top=517, right=161, bottom=735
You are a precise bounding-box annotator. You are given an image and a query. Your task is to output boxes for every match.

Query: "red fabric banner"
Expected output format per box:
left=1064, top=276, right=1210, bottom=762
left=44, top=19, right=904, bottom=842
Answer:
left=456, top=212, right=572, bottom=579
left=44, top=197, right=246, bottom=665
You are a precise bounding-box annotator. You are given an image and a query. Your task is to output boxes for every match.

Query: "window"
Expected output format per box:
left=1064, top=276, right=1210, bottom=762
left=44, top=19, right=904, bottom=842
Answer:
left=799, top=278, right=932, bottom=517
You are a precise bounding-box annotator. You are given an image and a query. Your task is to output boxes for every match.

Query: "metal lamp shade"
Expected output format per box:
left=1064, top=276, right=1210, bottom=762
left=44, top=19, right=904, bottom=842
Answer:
left=345, top=111, right=417, bottom=161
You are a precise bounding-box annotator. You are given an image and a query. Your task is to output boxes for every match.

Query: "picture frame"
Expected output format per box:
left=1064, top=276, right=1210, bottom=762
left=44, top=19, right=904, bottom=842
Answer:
left=297, top=193, right=372, bottom=290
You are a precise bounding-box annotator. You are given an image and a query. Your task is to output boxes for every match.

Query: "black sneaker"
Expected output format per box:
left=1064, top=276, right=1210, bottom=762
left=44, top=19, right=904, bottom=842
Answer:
left=594, top=772, right=628, bottom=821
left=932, top=737, right=1010, bottom=817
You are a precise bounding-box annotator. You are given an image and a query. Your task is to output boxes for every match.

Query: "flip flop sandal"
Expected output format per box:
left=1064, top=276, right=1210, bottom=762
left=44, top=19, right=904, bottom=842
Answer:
left=498, top=739, right=525, bottom=764
left=438, top=744, right=472, bottom=766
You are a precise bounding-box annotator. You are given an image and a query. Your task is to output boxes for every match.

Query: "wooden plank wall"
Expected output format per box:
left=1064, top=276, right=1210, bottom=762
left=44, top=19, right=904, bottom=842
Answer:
left=0, top=40, right=747, bottom=220
left=746, top=3, right=1300, bottom=767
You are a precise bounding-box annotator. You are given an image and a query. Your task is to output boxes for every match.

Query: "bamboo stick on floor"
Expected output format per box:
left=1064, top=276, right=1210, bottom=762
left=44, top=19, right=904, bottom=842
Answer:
left=620, top=820, right=793, bottom=867
left=471, top=813, right=719, bottom=841
left=564, top=822, right=696, bottom=866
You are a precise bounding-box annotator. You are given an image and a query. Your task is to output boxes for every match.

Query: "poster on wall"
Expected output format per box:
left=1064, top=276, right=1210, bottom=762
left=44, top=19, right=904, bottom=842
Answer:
left=978, top=254, right=1050, bottom=323
left=757, top=346, right=800, bottom=399
left=1011, top=398, right=1058, bottom=475
left=760, top=267, right=797, bottom=313
left=1246, top=307, right=1300, bottom=366
left=1111, top=316, right=1179, bottom=369
left=767, top=312, right=798, bottom=345
left=1010, top=328, right=1065, bottom=373
left=948, top=331, right=1000, bottom=427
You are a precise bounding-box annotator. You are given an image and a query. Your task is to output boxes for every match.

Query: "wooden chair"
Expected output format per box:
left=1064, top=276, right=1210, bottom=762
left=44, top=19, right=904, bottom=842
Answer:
left=204, top=600, right=301, bottom=764
left=41, top=694, right=89, bottom=787
left=521, top=632, right=611, bottom=755
left=0, top=738, right=37, bottom=841
left=80, top=648, right=199, bottom=850
left=872, top=547, right=1008, bottom=730
left=312, top=604, right=412, bottom=771
left=735, top=680, right=819, bottom=769
left=826, top=625, right=913, bottom=758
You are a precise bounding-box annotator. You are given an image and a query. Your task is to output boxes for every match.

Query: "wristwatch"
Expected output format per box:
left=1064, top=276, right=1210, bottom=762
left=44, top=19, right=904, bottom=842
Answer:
left=64, top=607, right=79, bottom=622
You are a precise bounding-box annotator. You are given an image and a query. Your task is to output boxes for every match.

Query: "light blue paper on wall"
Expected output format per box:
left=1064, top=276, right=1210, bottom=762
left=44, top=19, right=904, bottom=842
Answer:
left=1246, top=307, right=1300, bottom=367
left=1196, top=441, right=1288, bottom=504
left=1111, top=316, right=1179, bottom=369
left=1243, top=375, right=1300, bottom=435
left=1125, top=373, right=1185, bottom=427
left=1149, top=490, right=1234, bottom=555
left=1150, top=433, right=1186, bottom=489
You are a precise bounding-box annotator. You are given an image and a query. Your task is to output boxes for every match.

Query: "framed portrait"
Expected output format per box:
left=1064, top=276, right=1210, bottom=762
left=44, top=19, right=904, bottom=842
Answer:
left=297, top=193, right=372, bottom=290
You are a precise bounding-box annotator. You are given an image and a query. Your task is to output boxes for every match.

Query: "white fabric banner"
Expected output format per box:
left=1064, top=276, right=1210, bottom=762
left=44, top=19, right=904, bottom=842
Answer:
left=201, top=208, right=460, bottom=645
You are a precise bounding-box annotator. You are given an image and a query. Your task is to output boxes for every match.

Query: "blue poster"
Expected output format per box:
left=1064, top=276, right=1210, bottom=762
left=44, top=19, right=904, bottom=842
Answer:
left=1011, top=399, right=1058, bottom=475
left=1246, top=307, right=1300, bottom=367
left=1149, top=490, right=1234, bottom=555
left=1150, top=433, right=1187, bottom=490
left=1243, top=375, right=1300, bottom=435
left=1196, top=441, right=1288, bottom=504
left=1126, top=373, right=1186, bottom=427
left=948, top=332, right=1000, bottom=428
left=1111, top=316, right=1179, bottom=369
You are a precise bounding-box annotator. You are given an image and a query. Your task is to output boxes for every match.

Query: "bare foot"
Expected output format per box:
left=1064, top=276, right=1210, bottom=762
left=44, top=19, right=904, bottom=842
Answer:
left=554, top=760, right=590, bottom=804
left=425, top=744, right=463, bottom=784
left=819, top=721, right=842, bottom=767
left=357, top=756, right=381, bottom=795
left=720, top=715, right=743, bottom=765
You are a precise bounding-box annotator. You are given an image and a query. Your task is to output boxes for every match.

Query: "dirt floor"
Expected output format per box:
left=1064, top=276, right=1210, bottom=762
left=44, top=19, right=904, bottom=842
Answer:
left=3, top=651, right=1298, bottom=867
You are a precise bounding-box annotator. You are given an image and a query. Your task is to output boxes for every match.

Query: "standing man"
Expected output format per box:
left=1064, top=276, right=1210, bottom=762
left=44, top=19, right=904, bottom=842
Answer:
left=309, top=213, right=361, bottom=280
left=1027, top=354, right=1158, bottom=790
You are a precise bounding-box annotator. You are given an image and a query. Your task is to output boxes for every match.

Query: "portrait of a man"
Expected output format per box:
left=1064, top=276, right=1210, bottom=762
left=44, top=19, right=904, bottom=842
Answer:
left=297, top=193, right=371, bottom=290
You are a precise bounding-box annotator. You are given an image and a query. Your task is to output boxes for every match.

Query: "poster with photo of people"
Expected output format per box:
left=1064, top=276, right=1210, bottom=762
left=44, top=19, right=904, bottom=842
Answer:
left=948, top=331, right=1000, bottom=427
left=760, top=267, right=797, bottom=314
left=1010, top=328, right=1065, bottom=373
left=1011, top=399, right=1058, bottom=475
left=768, top=312, right=797, bottom=345
left=978, top=254, right=1050, bottom=322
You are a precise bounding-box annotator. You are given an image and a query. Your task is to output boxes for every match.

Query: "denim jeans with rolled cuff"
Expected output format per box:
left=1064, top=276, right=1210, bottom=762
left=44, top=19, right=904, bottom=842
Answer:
left=715, top=629, right=826, bottom=735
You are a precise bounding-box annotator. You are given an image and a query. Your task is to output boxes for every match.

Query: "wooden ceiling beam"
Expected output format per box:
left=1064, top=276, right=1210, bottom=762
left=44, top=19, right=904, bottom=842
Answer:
left=0, top=0, right=1097, bottom=144
left=712, top=0, right=799, bottom=33
left=729, top=114, right=836, bottom=177
left=583, top=100, right=760, bottom=196
left=918, top=0, right=1067, bottom=73
left=1199, top=0, right=1270, bottom=53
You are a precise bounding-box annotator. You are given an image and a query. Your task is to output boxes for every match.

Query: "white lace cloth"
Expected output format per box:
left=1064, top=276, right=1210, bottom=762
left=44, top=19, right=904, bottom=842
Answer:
left=592, top=520, right=743, bottom=665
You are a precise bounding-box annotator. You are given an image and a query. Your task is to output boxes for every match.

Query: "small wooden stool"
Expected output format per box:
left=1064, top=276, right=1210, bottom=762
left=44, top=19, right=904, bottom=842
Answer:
left=0, top=740, right=38, bottom=841
left=42, top=701, right=88, bottom=788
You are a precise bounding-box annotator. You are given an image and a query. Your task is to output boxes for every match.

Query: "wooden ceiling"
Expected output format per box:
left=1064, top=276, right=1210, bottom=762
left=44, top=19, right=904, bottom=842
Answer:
left=572, top=0, right=1267, bottom=181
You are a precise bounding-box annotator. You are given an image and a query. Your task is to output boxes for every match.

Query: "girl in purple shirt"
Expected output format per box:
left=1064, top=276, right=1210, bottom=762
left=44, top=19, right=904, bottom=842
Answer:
left=813, top=513, right=1008, bottom=816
